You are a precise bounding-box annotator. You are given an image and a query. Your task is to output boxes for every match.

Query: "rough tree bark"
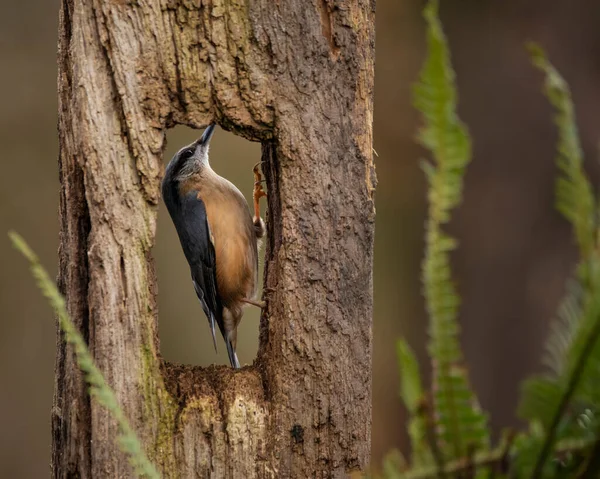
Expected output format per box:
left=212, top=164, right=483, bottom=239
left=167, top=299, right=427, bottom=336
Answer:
left=54, top=0, right=376, bottom=477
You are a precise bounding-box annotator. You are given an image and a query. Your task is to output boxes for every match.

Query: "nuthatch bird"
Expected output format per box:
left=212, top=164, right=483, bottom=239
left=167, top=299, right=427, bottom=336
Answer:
left=162, top=123, right=267, bottom=368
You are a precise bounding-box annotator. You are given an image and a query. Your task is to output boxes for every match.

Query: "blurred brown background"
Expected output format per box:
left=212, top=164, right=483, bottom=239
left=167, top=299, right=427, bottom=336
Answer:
left=2, top=0, right=600, bottom=476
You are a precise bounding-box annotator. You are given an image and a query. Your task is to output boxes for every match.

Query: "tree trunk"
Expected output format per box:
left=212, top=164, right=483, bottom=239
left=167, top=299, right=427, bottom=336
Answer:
left=53, top=0, right=376, bottom=477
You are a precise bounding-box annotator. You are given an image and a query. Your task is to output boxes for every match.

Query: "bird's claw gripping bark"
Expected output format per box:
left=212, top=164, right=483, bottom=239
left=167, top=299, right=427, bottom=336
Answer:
left=253, top=163, right=267, bottom=223
left=242, top=298, right=267, bottom=309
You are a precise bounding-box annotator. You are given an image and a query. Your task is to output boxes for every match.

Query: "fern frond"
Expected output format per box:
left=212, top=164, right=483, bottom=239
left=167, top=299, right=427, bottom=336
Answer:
left=528, top=43, right=596, bottom=264
left=402, top=430, right=514, bottom=479
left=413, top=0, right=489, bottom=460
left=562, top=278, right=600, bottom=406
left=513, top=430, right=598, bottom=479
left=543, top=280, right=584, bottom=377
left=382, top=450, right=407, bottom=479
left=517, top=46, right=600, bottom=477
left=9, top=232, right=160, bottom=479
left=396, top=340, right=432, bottom=466
left=522, top=264, right=600, bottom=477
left=520, top=377, right=568, bottom=430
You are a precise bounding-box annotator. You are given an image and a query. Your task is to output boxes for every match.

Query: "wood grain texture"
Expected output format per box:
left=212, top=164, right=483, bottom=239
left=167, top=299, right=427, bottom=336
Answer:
left=54, top=0, right=376, bottom=477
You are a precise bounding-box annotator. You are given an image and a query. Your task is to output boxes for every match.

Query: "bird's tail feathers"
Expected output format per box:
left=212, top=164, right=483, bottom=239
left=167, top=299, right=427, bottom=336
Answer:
left=225, top=338, right=240, bottom=369
left=209, top=312, right=218, bottom=353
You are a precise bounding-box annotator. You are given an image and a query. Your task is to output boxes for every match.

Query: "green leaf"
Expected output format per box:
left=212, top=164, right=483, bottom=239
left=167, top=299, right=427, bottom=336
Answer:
left=521, top=265, right=600, bottom=477
left=519, top=377, right=564, bottom=430
left=517, top=46, right=600, bottom=478
left=413, top=0, right=490, bottom=460
left=397, top=340, right=424, bottom=413
left=382, top=450, right=407, bottom=479
left=9, top=232, right=160, bottom=479
left=528, top=43, right=596, bottom=265
left=397, top=339, right=432, bottom=466
left=543, top=281, right=584, bottom=377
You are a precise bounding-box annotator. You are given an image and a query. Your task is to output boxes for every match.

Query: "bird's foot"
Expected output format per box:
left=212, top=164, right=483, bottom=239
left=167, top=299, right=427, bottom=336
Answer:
left=253, top=164, right=267, bottom=201
left=253, top=163, right=267, bottom=234
left=241, top=298, right=267, bottom=309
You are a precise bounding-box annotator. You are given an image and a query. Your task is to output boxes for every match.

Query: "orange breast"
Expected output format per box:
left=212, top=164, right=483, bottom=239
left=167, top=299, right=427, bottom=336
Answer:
left=199, top=180, right=256, bottom=306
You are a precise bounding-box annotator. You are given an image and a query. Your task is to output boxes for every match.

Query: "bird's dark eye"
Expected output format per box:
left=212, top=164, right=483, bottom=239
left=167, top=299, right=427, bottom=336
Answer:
left=181, top=148, right=195, bottom=159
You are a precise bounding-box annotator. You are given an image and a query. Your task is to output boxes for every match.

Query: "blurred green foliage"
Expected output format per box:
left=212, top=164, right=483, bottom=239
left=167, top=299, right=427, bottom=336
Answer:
left=10, top=232, right=159, bottom=479
left=414, top=0, right=489, bottom=460
left=369, top=1, right=600, bottom=477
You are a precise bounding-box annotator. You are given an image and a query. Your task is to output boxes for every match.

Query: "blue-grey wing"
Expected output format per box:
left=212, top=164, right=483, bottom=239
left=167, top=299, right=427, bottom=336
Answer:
left=172, top=191, right=223, bottom=350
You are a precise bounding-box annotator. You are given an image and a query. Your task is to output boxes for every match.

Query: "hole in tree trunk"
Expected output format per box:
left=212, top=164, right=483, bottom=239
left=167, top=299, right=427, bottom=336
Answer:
left=156, top=124, right=263, bottom=367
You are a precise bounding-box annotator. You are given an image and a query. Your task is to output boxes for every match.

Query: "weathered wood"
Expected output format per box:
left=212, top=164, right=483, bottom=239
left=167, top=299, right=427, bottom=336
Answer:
left=53, top=0, right=376, bottom=477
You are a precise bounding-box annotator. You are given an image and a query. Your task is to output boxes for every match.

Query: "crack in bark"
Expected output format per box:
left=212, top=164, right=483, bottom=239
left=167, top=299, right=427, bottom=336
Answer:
left=318, top=0, right=341, bottom=60
left=53, top=159, right=93, bottom=478
left=53, top=0, right=94, bottom=476
left=169, top=11, right=186, bottom=114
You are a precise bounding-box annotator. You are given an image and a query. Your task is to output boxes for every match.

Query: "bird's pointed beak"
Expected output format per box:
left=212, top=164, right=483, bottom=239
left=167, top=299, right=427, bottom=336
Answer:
left=195, top=123, right=217, bottom=147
